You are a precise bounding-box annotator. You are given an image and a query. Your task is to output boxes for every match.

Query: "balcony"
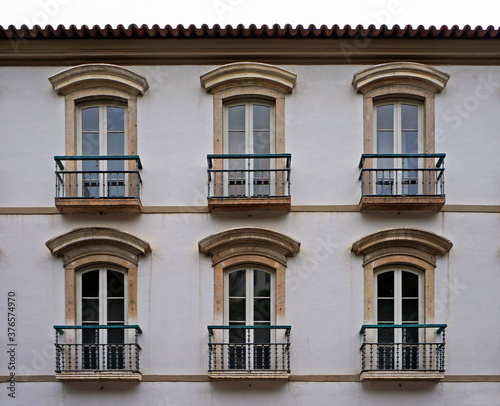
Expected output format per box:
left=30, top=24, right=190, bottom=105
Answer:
left=54, top=155, right=142, bottom=214
left=358, top=154, right=445, bottom=212
left=208, top=325, right=291, bottom=380
left=207, top=154, right=291, bottom=212
left=360, top=324, right=446, bottom=381
left=54, top=325, right=142, bottom=381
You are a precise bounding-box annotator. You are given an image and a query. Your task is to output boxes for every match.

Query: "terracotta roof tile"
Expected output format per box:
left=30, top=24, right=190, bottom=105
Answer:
left=0, top=24, right=499, bottom=40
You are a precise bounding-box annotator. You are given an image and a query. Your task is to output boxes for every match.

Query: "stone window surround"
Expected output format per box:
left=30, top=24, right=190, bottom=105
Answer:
left=46, top=227, right=151, bottom=326
left=351, top=227, right=453, bottom=326
left=198, top=227, right=300, bottom=326
left=352, top=62, right=450, bottom=156
left=200, top=61, right=297, bottom=161
left=48, top=63, right=149, bottom=165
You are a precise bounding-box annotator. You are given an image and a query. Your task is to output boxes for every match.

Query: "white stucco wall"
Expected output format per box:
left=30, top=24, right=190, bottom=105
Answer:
left=1, top=65, right=500, bottom=206
left=1, top=63, right=499, bottom=404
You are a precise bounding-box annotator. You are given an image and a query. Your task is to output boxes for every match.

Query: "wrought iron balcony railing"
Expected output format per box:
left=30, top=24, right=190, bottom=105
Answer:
left=54, top=155, right=142, bottom=199
left=54, top=325, right=142, bottom=374
left=358, top=154, right=445, bottom=197
left=360, top=324, right=446, bottom=373
left=208, top=325, right=291, bottom=373
left=207, top=154, right=291, bottom=199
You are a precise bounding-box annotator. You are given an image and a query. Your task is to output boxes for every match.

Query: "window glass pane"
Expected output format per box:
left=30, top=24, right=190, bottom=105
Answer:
left=402, top=131, right=418, bottom=154
left=401, top=104, right=418, bottom=130
left=253, top=131, right=271, bottom=154
left=82, top=328, right=99, bottom=344
left=254, top=298, right=270, bottom=322
left=107, top=299, right=125, bottom=322
left=229, top=270, right=246, bottom=297
left=254, top=324, right=271, bottom=344
left=107, top=327, right=124, bottom=344
left=378, top=326, right=394, bottom=343
left=402, top=271, right=419, bottom=297
left=229, top=298, right=246, bottom=322
left=377, top=299, right=394, bottom=322
left=82, top=270, right=99, bottom=297
left=253, top=105, right=270, bottom=131
left=228, top=105, right=245, bottom=131
left=107, top=270, right=124, bottom=298
left=82, top=133, right=99, bottom=156
left=377, top=131, right=394, bottom=154
left=82, top=107, right=99, bottom=131
left=402, top=299, right=419, bottom=322
left=377, top=104, right=394, bottom=130
left=228, top=131, right=245, bottom=173
left=254, top=270, right=270, bottom=297
left=229, top=323, right=245, bottom=343
left=82, top=299, right=99, bottom=322
left=107, top=106, right=124, bottom=131
left=402, top=326, right=418, bottom=343
left=377, top=271, right=394, bottom=297
left=107, top=132, right=125, bottom=156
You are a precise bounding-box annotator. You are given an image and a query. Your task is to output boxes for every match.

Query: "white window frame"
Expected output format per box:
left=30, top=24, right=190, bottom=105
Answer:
left=76, top=102, right=129, bottom=198
left=223, top=100, right=276, bottom=197
left=374, top=267, right=425, bottom=368
left=76, top=266, right=129, bottom=370
left=223, top=266, right=276, bottom=370
left=373, top=100, right=424, bottom=195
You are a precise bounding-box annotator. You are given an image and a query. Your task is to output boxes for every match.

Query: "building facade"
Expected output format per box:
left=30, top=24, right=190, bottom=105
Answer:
left=0, top=24, right=499, bottom=405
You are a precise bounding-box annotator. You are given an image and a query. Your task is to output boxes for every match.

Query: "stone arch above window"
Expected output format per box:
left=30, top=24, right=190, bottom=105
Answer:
left=352, top=62, right=449, bottom=95
left=46, top=227, right=151, bottom=325
left=46, top=226, right=151, bottom=267
left=351, top=227, right=452, bottom=325
left=199, top=227, right=300, bottom=325
left=351, top=227, right=453, bottom=267
left=198, top=226, right=300, bottom=267
left=200, top=62, right=297, bottom=94
left=49, top=63, right=149, bottom=97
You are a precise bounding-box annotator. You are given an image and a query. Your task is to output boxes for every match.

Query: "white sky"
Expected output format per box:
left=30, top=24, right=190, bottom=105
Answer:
left=0, top=0, right=499, bottom=30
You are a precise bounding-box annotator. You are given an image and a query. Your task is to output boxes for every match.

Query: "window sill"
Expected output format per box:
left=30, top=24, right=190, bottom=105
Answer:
left=208, top=371, right=290, bottom=381
left=360, top=371, right=444, bottom=381
left=359, top=196, right=445, bottom=212
left=208, top=197, right=291, bottom=212
left=55, top=198, right=142, bottom=214
left=55, top=372, right=142, bottom=381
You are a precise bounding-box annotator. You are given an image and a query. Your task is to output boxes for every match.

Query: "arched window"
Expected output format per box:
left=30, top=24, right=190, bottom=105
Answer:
left=352, top=228, right=452, bottom=379
left=78, top=267, right=128, bottom=370
left=46, top=227, right=151, bottom=380
left=77, top=102, right=128, bottom=198
left=49, top=64, right=148, bottom=213
left=224, top=100, right=275, bottom=197
left=375, top=267, right=424, bottom=371
left=353, top=62, right=449, bottom=211
left=199, top=227, right=300, bottom=378
left=374, top=100, right=423, bottom=196
left=201, top=62, right=296, bottom=210
left=225, top=266, right=275, bottom=370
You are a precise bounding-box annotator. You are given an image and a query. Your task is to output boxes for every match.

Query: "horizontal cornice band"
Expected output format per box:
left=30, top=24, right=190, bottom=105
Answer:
left=3, top=374, right=500, bottom=383
left=1, top=205, right=500, bottom=214
left=2, top=39, right=500, bottom=66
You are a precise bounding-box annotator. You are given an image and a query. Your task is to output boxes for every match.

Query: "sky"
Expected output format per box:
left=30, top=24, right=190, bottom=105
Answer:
left=0, top=0, right=499, bottom=30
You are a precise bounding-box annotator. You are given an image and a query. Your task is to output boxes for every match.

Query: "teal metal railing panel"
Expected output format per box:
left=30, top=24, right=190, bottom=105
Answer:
left=53, top=325, right=142, bottom=373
